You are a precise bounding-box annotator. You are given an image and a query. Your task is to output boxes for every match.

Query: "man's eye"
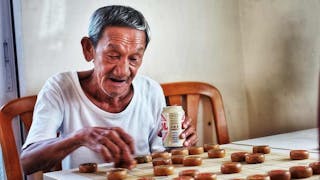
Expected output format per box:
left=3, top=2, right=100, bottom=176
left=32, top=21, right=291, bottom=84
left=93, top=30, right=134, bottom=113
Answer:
left=109, top=56, right=120, bottom=59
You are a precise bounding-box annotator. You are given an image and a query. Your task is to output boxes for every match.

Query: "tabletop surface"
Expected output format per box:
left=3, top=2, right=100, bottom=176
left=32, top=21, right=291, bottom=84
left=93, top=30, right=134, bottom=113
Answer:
left=44, top=128, right=320, bottom=180
left=233, top=128, right=319, bottom=153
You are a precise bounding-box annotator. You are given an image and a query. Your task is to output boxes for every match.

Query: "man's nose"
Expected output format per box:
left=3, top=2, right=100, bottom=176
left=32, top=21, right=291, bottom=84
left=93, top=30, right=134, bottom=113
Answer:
left=113, top=58, right=130, bottom=77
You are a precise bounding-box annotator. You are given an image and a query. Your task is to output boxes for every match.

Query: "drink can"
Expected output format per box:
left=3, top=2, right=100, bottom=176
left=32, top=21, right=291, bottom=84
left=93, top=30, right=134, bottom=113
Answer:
left=161, top=106, right=185, bottom=147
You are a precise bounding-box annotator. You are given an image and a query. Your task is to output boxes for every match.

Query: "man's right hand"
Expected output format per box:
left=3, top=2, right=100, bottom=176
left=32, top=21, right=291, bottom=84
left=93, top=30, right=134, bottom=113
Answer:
left=21, top=126, right=136, bottom=175
left=75, top=126, right=136, bottom=169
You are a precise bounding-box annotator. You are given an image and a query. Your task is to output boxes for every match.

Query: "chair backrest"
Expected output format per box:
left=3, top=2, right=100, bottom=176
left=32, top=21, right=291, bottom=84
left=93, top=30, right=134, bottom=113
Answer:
left=161, top=82, right=230, bottom=144
left=0, top=95, right=37, bottom=180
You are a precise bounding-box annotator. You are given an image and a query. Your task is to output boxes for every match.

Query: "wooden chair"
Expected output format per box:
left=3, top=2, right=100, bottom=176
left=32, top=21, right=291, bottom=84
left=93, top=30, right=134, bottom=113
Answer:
left=161, top=82, right=230, bottom=144
left=0, top=95, right=65, bottom=180
left=0, top=95, right=37, bottom=180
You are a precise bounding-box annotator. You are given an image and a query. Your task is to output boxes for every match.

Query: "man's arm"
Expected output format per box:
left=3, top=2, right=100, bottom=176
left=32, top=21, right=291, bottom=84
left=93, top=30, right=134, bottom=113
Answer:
left=21, top=135, right=80, bottom=174
left=21, top=127, right=135, bottom=175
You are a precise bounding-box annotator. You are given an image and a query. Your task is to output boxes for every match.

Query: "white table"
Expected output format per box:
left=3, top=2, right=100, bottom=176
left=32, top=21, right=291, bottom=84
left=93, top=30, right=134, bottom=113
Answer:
left=44, top=128, right=319, bottom=179
left=228, top=128, right=319, bottom=158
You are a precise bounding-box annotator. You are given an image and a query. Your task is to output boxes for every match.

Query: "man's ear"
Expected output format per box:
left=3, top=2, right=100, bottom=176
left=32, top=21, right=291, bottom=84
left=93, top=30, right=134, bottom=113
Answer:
left=81, top=37, right=95, bottom=62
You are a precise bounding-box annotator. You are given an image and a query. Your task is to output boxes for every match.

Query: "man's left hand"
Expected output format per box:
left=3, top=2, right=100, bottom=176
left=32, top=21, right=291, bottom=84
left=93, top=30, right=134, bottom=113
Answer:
left=180, top=116, right=198, bottom=146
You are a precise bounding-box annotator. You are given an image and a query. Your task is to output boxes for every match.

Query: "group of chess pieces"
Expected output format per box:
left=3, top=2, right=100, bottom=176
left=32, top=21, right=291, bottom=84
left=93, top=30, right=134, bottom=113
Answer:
left=78, top=144, right=320, bottom=180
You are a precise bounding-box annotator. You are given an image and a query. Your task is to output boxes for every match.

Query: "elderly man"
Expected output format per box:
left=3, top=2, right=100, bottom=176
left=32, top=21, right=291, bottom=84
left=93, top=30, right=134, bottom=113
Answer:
left=20, top=5, right=197, bottom=174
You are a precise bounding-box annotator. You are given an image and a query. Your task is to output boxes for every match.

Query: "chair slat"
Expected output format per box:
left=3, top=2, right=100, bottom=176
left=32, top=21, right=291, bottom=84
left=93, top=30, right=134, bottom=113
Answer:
left=186, top=94, right=200, bottom=131
left=167, top=95, right=182, bottom=106
left=209, top=92, right=229, bottom=144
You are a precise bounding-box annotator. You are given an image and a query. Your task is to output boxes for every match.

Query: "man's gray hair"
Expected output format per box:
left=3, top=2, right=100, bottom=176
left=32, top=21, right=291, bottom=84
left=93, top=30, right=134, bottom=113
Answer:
left=88, top=5, right=150, bottom=48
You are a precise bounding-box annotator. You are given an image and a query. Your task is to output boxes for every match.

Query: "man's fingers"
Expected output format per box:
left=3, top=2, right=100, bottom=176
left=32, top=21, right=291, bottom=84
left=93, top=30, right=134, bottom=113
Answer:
left=98, top=135, right=121, bottom=164
left=111, top=127, right=135, bottom=154
left=180, top=125, right=195, bottom=139
left=94, top=144, right=113, bottom=162
left=179, top=119, right=199, bottom=147
left=96, top=127, right=135, bottom=154
left=184, top=134, right=198, bottom=146
left=114, top=142, right=135, bottom=170
left=98, top=129, right=133, bottom=167
left=107, top=130, right=134, bottom=158
left=182, top=117, right=192, bottom=129
left=106, top=129, right=136, bottom=169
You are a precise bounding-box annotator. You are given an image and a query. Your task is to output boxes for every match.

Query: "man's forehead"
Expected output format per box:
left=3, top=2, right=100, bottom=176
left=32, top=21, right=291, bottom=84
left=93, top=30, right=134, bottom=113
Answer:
left=105, top=43, right=145, bottom=52
left=98, top=27, right=146, bottom=50
left=102, top=27, right=146, bottom=42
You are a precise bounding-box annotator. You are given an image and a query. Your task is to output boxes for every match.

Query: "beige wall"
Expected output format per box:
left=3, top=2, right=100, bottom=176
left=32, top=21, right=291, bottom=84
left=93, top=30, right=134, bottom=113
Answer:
left=17, top=0, right=319, bottom=142
left=239, top=0, right=320, bottom=137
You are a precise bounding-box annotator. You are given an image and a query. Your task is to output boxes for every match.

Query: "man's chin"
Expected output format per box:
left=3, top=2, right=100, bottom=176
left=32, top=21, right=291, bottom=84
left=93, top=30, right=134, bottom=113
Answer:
left=101, top=82, right=132, bottom=98
left=107, top=92, right=122, bottom=98
left=102, top=88, right=129, bottom=98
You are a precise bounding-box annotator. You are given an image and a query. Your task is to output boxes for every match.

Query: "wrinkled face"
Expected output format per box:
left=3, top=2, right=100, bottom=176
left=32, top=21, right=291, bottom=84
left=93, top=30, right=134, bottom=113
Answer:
left=93, top=26, right=146, bottom=98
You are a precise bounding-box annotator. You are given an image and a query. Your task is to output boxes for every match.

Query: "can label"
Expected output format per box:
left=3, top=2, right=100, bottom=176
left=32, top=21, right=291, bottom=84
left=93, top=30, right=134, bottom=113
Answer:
left=161, top=106, right=185, bottom=147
